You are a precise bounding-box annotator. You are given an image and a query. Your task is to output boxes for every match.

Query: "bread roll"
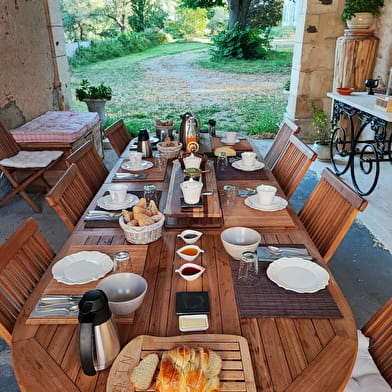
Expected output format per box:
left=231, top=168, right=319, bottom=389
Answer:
left=135, top=198, right=147, bottom=208
left=148, top=200, right=159, bottom=215
left=133, top=206, right=153, bottom=217
left=130, top=353, right=159, bottom=390
left=134, top=213, right=155, bottom=227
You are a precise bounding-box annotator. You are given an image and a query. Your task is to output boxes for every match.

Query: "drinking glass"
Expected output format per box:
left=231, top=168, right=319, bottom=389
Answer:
left=238, top=251, right=258, bottom=284
left=113, top=251, right=131, bottom=273
left=216, top=152, right=228, bottom=171
left=223, top=184, right=236, bottom=205
left=154, top=151, right=165, bottom=170
left=143, top=184, right=157, bottom=204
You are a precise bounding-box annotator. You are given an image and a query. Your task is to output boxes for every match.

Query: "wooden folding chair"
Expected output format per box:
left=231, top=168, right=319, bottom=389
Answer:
left=0, top=218, right=55, bottom=345
left=0, top=122, right=63, bottom=213
left=65, top=140, right=108, bottom=194
left=45, top=163, right=94, bottom=231
left=299, top=168, right=368, bottom=263
left=104, top=119, right=132, bottom=157
left=264, top=118, right=301, bottom=169
left=272, top=134, right=318, bottom=199
left=362, top=298, right=392, bottom=387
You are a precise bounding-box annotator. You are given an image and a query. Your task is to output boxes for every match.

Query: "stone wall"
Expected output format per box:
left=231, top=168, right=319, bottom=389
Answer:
left=0, top=0, right=71, bottom=129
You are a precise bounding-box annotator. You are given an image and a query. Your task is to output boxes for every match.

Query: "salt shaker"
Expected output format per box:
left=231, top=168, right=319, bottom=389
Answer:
left=113, top=251, right=130, bottom=273
left=238, top=251, right=259, bottom=284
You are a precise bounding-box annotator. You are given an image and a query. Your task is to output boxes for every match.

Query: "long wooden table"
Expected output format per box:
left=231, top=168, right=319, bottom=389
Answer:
left=11, top=136, right=357, bottom=392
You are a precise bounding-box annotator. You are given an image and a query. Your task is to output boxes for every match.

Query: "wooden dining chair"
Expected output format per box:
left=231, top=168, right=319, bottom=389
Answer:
left=361, top=297, right=392, bottom=387
left=264, top=118, right=301, bottom=169
left=272, top=134, right=318, bottom=199
left=45, top=163, right=94, bottom=231
left=299, top=168, right=368, bottom=263
left=104, top=119, right=132, bottom=157
left=0, top=218, right=55, bottom=346
left=0, top=121, right=63, bottom=213
left=65, top=140, right=108, bottom=194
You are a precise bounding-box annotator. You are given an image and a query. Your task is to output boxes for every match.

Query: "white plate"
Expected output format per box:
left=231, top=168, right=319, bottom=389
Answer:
left=244, top=194, right=288, bottom=211
left=232, top=160, right=265, bottom=171
left=121, top=160, right=153, bottom=171
left=130, top=136, right=159, bottom=146
left=221, top=137, right=240, bottom=145
left=266, top=257, right=330, bottom=293
left=52, top=251, right=113, bottom=285
left=97, top=194, right=139, bottom=211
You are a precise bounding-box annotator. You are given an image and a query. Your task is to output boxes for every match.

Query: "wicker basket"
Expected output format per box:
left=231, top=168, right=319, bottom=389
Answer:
left=157, top=142, right=183, bottom=159
left=119, top=212, right=165, bottom=244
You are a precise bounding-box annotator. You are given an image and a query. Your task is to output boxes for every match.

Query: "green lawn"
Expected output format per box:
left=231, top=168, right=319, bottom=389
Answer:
left=70, top=42, right=292, bottom=136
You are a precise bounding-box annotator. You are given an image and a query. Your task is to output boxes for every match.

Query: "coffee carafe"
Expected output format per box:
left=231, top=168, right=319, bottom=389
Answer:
left=78, top=290, right=120, bottom=376
left=179, top=112, right=200, bottom=146
left=137, top=129, right=152, bottom=158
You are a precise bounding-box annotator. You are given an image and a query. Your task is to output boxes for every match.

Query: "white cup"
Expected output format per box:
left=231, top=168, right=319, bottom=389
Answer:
left=180, top=178, right=203, bottom=204
left=241, top=152, right=257, bottom=167
left=256, top=184, right=277, bottom=206
left=225, top=132, right=237, bottom=143
left=128, top=151, right=143, bottom=168
left=109, top=184, right=128, bottom=203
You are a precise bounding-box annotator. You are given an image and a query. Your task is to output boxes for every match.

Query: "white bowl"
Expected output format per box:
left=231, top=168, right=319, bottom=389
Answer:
left=175, top=263, right=205, bottom=281
left=176, top=245, right=204, bottom=262
left=177, top=230, right=203, bottom=244
left=220, top=227, right=261, bottom=260
left=96, top=273, right=147, bottom=316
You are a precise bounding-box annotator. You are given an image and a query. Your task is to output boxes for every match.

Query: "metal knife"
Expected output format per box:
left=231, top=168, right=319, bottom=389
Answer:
left=40, top=295, right=83, bottom=303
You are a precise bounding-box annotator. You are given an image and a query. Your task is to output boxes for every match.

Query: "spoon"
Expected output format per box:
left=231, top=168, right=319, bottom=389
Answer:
left=37, top=304, right=79, bottom=313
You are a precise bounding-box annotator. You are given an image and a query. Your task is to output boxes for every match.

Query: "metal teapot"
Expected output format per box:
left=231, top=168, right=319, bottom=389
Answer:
left=179, top=112, right=200, bottom=146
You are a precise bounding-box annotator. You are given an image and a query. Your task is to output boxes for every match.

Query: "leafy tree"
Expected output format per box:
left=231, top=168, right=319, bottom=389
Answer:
left=128, top=0, right=168, bottom=32
left=247, top=0, right=283, bottom=30
left=207, top=7, right=228, bottom=34
left=165, top=8, right=208, bottom=38
left=95, top=0, right=134, bottom=32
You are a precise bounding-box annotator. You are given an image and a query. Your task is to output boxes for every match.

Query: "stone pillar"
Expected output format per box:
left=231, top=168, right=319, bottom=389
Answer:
left=285, top=0, right=346, bottom=140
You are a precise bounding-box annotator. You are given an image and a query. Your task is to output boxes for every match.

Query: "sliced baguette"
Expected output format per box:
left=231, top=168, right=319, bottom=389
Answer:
left=130, top=353, right=159, bottom=390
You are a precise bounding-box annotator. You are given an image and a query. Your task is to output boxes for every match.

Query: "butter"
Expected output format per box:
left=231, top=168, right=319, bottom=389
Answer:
left=179, top=314, right=209, bottom=332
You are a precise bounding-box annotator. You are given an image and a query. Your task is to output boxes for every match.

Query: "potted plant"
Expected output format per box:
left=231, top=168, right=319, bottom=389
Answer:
left=341, top=0, right=384, bottom=29
left=76, top=79, right=112, bottom=125
left=311, top=101, right=331, bottom=161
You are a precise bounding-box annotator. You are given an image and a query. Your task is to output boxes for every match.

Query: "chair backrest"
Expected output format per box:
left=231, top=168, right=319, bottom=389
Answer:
left=272, top=134, right=317, bottom=199
left=264, top=118, right=301, bottom=169
left=362, top=298, right=392, bottom=386
left=65, top=140, right=108, bottom=194
left=0, top=218, right=55, bottom=345
left=45, top=163, right=94, bottom=231
left=0, top=121, right=20, bottom=159
left=299, top=168, right=368, bottom=263
left=104, top=119, right=132, bottom=157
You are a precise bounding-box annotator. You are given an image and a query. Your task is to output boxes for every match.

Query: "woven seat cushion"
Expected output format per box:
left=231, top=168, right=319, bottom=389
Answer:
left=10, top=111, right=100, bottom=143
left=0, top=150, right=63, bottom=168
left=344, top=330, right=390, bottom=391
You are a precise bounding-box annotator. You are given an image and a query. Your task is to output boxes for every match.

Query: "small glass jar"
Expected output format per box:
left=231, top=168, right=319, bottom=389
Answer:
left=223, top=184, right=236, bottom=205
left=216, top=151, right=228, bottom=171
left=113, top=250, right=130, bottom=273
left=143, top=184, right=157, bottom=204
left=154, top=151, right=165, bottom=170
left=238, top=251, right=259, bottom=284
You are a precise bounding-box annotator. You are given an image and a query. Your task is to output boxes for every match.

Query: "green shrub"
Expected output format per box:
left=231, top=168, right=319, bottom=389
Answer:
left=212, top=23, right=272, bottom=60
left=69, top=29, right=168, bottom=67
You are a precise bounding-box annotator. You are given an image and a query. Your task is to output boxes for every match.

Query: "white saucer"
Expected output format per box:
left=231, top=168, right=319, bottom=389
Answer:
left=121, top=160, right=153, bottom=171
left=97, top=194, right=139, bottom=210
left=232, top=159, right=265, bottom=171
left=221, top=137, right=240, bottom=145
left=244, top=194, right=288, bottom=211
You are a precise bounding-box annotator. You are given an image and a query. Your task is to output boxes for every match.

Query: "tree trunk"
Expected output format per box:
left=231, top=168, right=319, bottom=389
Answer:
left=228, top=0, right=252, bottom=29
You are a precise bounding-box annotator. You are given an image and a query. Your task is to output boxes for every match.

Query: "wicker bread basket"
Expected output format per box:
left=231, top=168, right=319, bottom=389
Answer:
left=157, top=142, right=183, bottom=159
left=119, top=212, right=165, bottom=244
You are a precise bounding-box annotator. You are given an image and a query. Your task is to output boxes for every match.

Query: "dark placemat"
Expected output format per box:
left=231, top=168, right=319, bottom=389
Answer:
left=84, top=190, right=162, bottom=228
left=215, top=158, right=269, bottom=181
left=229, top=257, right=342, bottom=319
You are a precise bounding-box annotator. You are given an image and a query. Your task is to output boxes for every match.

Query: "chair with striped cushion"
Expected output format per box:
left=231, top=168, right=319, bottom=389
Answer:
left=65, top=140, right=108, bottom=194
left=264, top=118, right=301, bottom=169
left=299, top=168, right=368, bottom=263
left=45, top=163, right=93, bottom=231
left=0, top=218, right=55, bottom=345
left=104, top=119, right=132, bottom=157
left=272, top=134, right=318, bottom=199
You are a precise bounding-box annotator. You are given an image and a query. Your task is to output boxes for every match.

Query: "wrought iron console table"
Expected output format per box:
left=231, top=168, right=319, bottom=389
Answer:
left=327, top=92, right=392, bottom=196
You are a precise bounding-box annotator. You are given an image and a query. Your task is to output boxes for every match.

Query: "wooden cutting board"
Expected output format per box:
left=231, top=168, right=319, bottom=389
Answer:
left=106, top=334, right=256, bottom=392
